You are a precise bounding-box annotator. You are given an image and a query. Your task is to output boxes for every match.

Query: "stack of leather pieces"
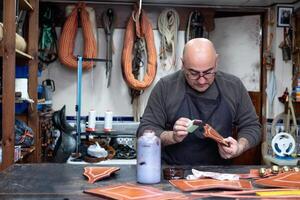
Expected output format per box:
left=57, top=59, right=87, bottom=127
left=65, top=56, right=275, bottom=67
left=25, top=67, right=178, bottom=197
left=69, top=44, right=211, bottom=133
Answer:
left=169, top=179, right=253, bottom=191
left=84, top=183, right=188, bottom=199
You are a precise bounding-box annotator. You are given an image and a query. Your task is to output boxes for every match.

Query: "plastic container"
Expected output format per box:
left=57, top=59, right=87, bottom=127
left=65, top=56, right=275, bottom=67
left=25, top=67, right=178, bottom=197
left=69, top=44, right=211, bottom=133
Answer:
left=137, top=130, right=161, bottom=184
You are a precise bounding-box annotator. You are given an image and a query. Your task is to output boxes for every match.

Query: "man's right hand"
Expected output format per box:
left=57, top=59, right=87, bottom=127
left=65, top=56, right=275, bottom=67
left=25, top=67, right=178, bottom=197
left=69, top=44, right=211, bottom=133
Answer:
left=172, top=117, right=190, bottom=143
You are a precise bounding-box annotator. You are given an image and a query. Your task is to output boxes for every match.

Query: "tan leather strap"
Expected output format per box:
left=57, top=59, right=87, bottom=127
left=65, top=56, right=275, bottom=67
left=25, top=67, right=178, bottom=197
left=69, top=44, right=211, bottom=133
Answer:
left=121, top=8, right=157, bottom=91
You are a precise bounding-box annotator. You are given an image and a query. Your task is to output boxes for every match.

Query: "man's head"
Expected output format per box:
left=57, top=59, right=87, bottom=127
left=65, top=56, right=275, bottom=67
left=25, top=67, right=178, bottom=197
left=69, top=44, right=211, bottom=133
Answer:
left=182, top=38, right=218, bottom=92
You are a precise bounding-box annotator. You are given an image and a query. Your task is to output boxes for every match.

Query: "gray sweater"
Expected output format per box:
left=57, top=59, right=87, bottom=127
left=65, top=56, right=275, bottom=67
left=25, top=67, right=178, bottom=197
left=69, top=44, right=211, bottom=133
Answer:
left=137, top=70, right=261, bottom=148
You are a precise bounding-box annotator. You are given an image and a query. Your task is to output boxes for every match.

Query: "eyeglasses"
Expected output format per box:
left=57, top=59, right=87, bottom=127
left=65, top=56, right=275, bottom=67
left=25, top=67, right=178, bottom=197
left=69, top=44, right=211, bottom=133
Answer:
left=184, top=67, right=216, bottom=80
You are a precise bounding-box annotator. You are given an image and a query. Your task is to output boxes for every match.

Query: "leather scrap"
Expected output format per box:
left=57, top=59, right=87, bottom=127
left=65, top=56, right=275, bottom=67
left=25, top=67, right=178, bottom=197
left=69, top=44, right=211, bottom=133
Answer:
left=84, top=183, right=188, bottom=199
left=169, top=179, right=252, bottom=192
left=83, top=166, right=120, bottom=183
left=254, top=172, right=300, bottom=188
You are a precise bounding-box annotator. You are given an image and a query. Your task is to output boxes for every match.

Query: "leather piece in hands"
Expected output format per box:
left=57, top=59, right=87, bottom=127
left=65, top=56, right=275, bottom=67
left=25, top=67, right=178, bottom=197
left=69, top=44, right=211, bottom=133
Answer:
left=254, top=172, right=300, bottom=188
left=84, top=183, right=187, bottom=199
left=83, top=166, right=120, bottom=183
left=169, top=179, right=252, bottom=192
left=203, top=124, right=229, bottom=146
left=238, top=169, right=260, bottom=179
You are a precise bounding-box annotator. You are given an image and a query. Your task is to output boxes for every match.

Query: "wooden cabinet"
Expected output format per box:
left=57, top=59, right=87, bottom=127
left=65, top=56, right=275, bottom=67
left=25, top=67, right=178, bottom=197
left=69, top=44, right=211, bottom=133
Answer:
left=0, top=0, right=39, bottom=171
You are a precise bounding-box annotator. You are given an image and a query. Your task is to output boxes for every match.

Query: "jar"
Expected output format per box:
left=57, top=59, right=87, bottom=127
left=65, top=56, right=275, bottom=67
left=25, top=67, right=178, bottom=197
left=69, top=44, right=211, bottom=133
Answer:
left=137, top=130, right=161, bottom=184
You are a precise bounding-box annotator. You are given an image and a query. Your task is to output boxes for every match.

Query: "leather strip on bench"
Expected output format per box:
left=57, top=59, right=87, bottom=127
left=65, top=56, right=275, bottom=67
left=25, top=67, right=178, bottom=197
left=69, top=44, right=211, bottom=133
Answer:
left=254, top=172, right=300, bottom=188
left=169, top=178, right=252, bottom=192
left=84, top=183, right=187, bottom=199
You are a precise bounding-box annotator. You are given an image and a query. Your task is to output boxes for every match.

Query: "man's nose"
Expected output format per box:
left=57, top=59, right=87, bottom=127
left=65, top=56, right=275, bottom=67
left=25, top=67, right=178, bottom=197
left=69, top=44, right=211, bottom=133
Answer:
left=197, top=76, right=207, bottom=84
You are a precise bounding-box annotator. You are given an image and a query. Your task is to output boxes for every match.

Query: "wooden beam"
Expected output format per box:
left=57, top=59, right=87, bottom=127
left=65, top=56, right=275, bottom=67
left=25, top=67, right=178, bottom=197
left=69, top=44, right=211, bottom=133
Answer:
left=1, top=0, right=16, bottom=171
left=27, top=0, right=40, bottom=163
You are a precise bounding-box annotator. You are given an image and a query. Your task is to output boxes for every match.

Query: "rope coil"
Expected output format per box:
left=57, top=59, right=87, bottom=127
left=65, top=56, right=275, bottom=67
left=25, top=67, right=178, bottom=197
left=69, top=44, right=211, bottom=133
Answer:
left=121, top=8, right=157, bottom=91
left=58, top=3, right=97, bottom=70
left=158, top=8, right=180, bottom=70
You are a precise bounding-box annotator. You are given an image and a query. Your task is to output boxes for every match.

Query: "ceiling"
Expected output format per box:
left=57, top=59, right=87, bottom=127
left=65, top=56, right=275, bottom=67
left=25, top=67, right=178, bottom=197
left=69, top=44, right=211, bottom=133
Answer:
left=41, top=0, right=298, bottom=7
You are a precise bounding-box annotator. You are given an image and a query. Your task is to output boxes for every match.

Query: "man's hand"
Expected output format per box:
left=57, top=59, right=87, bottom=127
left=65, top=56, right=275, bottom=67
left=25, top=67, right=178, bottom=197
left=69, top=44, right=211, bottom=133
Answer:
left=218, top=137, right=249, bottom=159
left=172, top=117, right=190, bottom=143
left=161, top=117, right=190, bottom=145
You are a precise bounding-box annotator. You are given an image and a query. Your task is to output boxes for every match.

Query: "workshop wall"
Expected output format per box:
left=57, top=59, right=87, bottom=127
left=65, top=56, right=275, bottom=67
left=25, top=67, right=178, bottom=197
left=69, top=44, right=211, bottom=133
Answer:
left=39, top=13, right=263, bottom=118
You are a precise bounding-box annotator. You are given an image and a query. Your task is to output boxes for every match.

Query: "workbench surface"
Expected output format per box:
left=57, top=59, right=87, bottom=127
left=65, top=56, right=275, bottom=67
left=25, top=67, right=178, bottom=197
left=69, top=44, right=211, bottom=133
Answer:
left=0, top=164, right=260, bottom=199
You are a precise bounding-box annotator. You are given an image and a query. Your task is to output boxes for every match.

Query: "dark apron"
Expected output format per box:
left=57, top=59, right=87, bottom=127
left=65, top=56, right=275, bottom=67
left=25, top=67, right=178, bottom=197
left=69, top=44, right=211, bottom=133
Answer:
left=162, top=80, right=233, bottom=165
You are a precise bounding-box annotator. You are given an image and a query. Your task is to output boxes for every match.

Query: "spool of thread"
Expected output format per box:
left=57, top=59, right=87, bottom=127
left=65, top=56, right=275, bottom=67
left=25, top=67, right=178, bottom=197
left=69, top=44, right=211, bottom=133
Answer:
left=86, top=109, right=96, bottom=132
left=104, top=110, right=113, bottom=132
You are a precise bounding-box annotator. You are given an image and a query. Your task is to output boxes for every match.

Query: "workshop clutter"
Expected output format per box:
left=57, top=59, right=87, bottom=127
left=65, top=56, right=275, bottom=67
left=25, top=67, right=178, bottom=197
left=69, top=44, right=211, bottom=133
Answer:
left=84, top=120, right=138, bottom=161
left=265, top=119, right=300, bottom=164
left=15, top=119, right=34, bottom=148
left=292, top=76, right=300, bottom=102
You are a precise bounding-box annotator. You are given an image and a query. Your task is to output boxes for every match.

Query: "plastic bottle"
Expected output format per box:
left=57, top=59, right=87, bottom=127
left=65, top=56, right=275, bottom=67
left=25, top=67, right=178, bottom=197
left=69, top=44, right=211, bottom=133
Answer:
left=137, top=130, right=161, bottom=184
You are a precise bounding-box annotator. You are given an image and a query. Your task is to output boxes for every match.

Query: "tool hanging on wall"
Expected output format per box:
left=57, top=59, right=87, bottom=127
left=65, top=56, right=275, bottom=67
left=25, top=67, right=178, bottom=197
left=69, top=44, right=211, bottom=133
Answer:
left=279, top=27, right=292, bottom=62
left=186, top=11, right=205, bottom=43
left=38, top=5, right=58, bottom=67
left=158, top=8, right=180, bottom=70
left=58, top=3, right=97, bottom=70
left=122, top=1, right=157, bottom=121
left=102, top=8, right=115, bottom=88
left=131, top=38, right=145, bottom=121
left=16, top=10, right=27, bottom=36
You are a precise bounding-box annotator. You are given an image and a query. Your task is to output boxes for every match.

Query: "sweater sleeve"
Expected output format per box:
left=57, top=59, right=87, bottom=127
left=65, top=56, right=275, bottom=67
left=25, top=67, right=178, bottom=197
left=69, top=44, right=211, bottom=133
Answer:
left=137, top=79, right=168, bottom=138
left=235, top=80, right=262, bottom=148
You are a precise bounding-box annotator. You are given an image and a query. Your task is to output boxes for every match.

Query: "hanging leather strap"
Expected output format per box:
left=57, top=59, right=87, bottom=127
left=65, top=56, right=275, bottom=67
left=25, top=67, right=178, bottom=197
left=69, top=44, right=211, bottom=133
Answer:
left=186, top=11, right=205, bottom=42
left=58, top=3, right=97, bottom=70
left=102, top=8, right=115, bottom=87
left=121, top=7, right=157, bottom=91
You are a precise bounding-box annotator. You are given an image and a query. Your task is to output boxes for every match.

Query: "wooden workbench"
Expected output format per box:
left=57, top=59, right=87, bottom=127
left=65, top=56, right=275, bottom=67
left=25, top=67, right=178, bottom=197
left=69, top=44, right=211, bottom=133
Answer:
left=0, top=164, right=259, bottom=199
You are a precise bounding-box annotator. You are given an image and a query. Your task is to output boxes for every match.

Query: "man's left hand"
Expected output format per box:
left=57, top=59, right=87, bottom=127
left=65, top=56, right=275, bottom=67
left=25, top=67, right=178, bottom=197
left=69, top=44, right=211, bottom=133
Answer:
left=218, top=137, right=249, bottom=159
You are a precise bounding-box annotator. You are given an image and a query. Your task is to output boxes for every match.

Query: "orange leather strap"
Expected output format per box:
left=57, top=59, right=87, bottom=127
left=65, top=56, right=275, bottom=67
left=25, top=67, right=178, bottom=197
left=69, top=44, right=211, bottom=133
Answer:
left=121, top=8, right=157, bottom=91
left=59, top=3, right=97, bottom=70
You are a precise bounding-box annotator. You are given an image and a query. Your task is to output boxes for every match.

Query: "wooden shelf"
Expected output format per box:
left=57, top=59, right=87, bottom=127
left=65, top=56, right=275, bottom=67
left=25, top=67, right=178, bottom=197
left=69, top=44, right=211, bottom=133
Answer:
left=19, top=0, right=33, bottom=11
left=0, top=44, right=33, bottom=60
left=16, top=49, right=34, bottom=60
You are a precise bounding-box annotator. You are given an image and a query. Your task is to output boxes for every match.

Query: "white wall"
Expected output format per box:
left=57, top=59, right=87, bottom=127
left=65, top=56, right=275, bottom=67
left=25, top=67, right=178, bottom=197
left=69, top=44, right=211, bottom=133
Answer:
left=265, top=5, right=294, bottom=118
left=210, top=15, right=261, bottom=92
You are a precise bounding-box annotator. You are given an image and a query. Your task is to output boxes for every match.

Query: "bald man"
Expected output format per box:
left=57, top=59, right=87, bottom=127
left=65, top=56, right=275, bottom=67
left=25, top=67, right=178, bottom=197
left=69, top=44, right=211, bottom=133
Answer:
left=137, top=38, right=261, bottom=165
